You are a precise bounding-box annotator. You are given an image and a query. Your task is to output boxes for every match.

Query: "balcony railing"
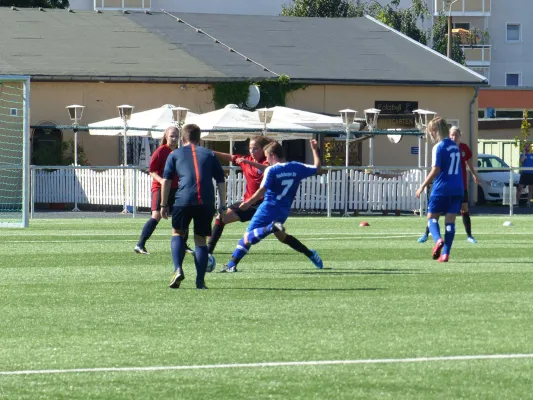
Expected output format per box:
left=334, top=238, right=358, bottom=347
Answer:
left=470, top=66, right=490, bottom=82
left=462, top=45, right=491, bottom=66
left=93, top=0, right=151, bottom=10
left=435, top=0, right=491, bottom=16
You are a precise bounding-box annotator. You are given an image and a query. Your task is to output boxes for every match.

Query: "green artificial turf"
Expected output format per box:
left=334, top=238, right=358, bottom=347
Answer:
left=1, top=216, right=532, bottom=399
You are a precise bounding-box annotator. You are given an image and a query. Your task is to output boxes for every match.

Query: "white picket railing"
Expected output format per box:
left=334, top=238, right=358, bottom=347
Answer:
left=30, top=166, right=424, bottom=216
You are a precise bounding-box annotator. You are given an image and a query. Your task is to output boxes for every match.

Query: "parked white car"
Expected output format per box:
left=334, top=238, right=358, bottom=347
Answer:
left=477, top=153, right=527, bottom=203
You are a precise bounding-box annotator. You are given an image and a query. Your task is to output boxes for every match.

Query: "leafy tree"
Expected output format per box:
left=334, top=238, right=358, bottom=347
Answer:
left=431, top=14, right=465, bottom=64
left=0, top=0, right=69, bottom=8
left=368, top=0, right=429, bottom=45
left=515, top=110, right=531, bottom=153
left=281, top=0, right=363, bottom=18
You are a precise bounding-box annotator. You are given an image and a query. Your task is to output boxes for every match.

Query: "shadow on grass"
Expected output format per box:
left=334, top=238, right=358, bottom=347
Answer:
left=279, top=268, right=425, bottom=275
left=187, top=287, right=384, bottom=291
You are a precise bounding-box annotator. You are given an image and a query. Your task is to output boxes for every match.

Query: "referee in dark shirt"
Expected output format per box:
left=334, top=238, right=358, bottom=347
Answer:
left=161, top=124, right=226, bottom=290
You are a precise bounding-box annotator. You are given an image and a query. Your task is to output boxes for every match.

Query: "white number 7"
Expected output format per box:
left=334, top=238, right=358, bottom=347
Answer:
left=277, top=179, right=294, bottom=200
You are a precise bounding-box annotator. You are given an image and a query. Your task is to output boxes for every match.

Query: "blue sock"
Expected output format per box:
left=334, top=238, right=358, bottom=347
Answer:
left=227, top=237, right=250, bottom=268
left=428, top=218, right=441, bottom=242
left=443, top=223, right=456, bottom=256
left=194, top=245, right=208, bottom=287
left=171, top=236, right=185, bottom=272
left=137, top=218, right=158, bottom=247
left=247, top=223, right=276, bottom=245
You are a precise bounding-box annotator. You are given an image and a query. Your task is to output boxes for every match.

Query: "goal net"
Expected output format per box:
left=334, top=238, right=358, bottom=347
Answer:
left=0, top=76, right=30, bottom=228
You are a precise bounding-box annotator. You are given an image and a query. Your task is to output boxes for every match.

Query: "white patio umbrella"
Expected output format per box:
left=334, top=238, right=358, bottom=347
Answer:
left=269, top=106, right=359, bottom=130
left=193, top=105, right=312, bottom=149
left=138, top=137, right=152, bottom=168
left=88, top=104, right=198, bottom=166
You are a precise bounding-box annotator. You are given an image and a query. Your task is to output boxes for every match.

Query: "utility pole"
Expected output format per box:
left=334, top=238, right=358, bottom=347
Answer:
left=447, top=0, right=459, bottom=58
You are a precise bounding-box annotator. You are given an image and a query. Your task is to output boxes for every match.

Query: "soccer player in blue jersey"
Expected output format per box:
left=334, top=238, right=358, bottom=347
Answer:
left=416, top=117, right=464, bottom=262
left=161, top=124, right=227, bottom=289
left=516, top=143, right=533, bottom=207
left=222, top=139, right=323, bottom=272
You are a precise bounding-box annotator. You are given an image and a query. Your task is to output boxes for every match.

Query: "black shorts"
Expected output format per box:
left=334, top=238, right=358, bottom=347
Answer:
left=228, top=201, right=262, bottom=222
left=519, top=174, right=533, bottom=185
left=172, top=204, right=215, bottom=237
left=151, top=188, right=177, bottom=212
left=463, top=190, right=469, bottom=203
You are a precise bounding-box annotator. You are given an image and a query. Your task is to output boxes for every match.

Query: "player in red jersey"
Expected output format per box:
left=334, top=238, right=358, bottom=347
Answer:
left=135, top=126, right=190, bottom=254
left=207, top=136, right=271, bottom=254
left=418, top=126, right=480, bottom=244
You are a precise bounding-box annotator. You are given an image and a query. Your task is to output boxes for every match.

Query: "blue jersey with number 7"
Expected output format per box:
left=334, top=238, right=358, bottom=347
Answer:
left=261, top=162, right=318, bottom=210
left=430, top=138, right=464, bottom=197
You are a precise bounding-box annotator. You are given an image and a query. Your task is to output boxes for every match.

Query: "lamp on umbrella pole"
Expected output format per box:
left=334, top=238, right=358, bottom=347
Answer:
left=339, top=109, right=357, bottom=217
left=364, top=108, right=381, bottom=167
left=117, top=105, right=134, bottom=214
left=413, top=108, right=437, bottom=215
left=172, top=106, right=189, bottom=147
left=66, top=104, right=85, bottom=212
left=257, top=108, right=274, bottom=136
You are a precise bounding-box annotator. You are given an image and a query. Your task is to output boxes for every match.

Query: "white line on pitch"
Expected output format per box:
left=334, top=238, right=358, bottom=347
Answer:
left=1, top=354, right=533, bottom=376
left=0, top=235, right=418, bottom=244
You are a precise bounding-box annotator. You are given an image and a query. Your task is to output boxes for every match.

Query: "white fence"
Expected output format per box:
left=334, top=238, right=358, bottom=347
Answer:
left=30, top=166, right=424, bottom=216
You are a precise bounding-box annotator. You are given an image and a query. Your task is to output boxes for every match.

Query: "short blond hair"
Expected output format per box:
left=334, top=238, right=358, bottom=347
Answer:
left=427, top=117, right=449, bottom=144
left=449, top=126, right=461, bottom=136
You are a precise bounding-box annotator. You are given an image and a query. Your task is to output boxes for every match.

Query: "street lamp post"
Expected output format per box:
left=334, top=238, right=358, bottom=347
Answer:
left=66, top=105, right=85, bottom=212
left=118, top=105, right=134, bottom=214
left=364, top=108, right=381, bottom=167
left=172, top=106, right=189, bottom=147
left=339, top=109, right=357, bottom=217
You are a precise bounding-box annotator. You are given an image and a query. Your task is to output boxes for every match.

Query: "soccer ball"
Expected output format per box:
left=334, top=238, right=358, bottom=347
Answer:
left=206, top=253, right=217, bottom=273
left=503, top=221, right=513, bottom=227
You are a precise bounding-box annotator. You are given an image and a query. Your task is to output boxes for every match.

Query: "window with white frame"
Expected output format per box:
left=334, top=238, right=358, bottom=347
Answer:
left=447, top=119, right=460, bottom=129
left=506, top=73, right=520, bottom=86
left=506, top=23, right=521, bottom=42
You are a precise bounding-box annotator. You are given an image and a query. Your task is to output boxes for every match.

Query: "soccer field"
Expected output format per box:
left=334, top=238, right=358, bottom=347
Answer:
left=1, top=216, right=532, bottom=399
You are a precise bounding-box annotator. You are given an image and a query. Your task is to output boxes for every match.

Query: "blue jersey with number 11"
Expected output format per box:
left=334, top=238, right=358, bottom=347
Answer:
left=431, top=138, right=464, bottom=197
left=262, top=162, right=318, bottom=210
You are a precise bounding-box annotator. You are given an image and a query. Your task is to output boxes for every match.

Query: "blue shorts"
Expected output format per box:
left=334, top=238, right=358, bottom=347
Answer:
left=246, top=204, right=289, bottom=232
left=428, top=195, right=463, bottom=215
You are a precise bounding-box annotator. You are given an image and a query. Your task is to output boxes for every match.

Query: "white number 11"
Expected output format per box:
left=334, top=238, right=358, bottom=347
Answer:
left=448, top=152, right=461, bottom=175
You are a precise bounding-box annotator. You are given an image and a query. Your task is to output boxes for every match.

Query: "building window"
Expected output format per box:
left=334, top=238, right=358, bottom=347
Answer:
left=447, top=119, right=460, bottom=129
left=496, top=110, right=531, bottom=118
left=506, top=23, right=521, bottom=42
left=453, top=22, right=471, bottom=30
left=478, top=109, right=486, bottom=119
left=506, top=73, right=520, bottom=86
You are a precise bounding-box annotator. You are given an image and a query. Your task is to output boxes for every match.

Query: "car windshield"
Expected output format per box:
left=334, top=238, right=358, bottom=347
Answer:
left=478, top=156, right=510, bottom=170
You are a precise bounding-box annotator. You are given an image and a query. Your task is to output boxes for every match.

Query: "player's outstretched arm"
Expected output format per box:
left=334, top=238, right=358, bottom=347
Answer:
left=466, top=159, right=480, bottom=184
left=239, top=158, right=268, bottom=171
left=310, top=139, right=321, bottom=173
left=213, top=151, right=234, bottom=163
left=240, top=187, right=267, bottom=211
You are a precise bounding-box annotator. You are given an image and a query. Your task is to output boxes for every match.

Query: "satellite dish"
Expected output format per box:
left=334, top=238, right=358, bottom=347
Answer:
left=388, top=134, right=403, bottom=144
left=245, top=84, right=261, bottom=108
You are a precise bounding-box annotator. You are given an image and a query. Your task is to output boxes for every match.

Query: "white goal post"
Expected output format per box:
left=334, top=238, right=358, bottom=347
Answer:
left=0, top=76, right=30, bottom=228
